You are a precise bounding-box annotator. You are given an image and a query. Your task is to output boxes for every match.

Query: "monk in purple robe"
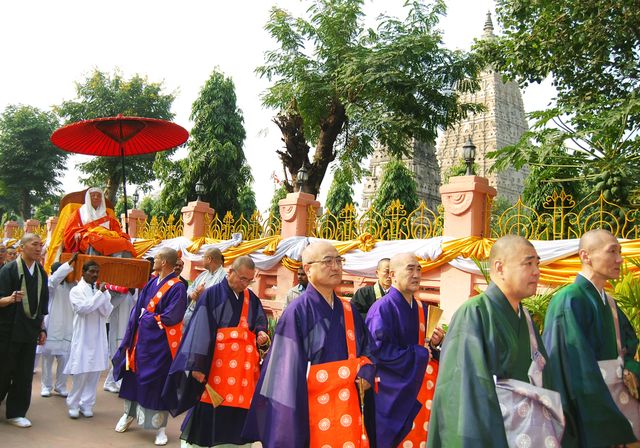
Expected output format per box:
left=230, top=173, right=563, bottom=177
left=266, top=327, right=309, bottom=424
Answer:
left=111, top=248, right=187, bottom=446
left=162, top=256, right=268, bottom=447
left=242, top=241, right=378, bottom=447
left=366, top=253, right=444, bottom=447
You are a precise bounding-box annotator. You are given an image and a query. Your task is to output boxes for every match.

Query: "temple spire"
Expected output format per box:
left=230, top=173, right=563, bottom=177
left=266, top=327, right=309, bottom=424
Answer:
left=483, top=11, right=495, bottom=38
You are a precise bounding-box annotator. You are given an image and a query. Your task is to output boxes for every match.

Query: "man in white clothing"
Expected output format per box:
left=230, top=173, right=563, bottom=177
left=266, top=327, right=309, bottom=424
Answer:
left=182, top=247, right=225, bottom=327
left=40, top=252, right=78, bottom=397
left=64, top=260, right=113, bottom=418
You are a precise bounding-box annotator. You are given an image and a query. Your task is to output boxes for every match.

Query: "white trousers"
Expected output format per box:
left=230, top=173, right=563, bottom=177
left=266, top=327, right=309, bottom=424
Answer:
left=41, top=354, right=69, bottom=392
left=66, top=371, right=101, bottom=412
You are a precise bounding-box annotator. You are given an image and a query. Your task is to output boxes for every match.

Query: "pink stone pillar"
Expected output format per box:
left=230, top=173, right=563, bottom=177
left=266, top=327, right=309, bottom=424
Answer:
left=181, top=200, right=215, bottom=281
left=4, top=221, right=18, bottom=239
left=273, top=192, right=321, bottom=307
left=125, top=209, right=147, bottom=238
left=439, top=175, right=496, bottom=321
left=24, top=219, right=40, bottom=234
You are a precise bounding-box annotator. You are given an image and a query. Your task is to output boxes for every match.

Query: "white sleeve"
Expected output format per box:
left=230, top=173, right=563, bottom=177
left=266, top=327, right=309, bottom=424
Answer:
left=70, top=287, right=110, bottom=316
left=98, top=290, right=114, bottom=318
left=47, top=262, right=74, bottom=293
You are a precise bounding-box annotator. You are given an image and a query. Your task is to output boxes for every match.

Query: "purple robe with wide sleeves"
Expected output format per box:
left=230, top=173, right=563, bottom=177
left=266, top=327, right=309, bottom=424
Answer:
left=112, top=273, right=187, bottom=411
left=162, top=278, right=267, bottom=446
left=366, top=287, right=433, bottom=447
left=242, top=283, right=377, bottom=448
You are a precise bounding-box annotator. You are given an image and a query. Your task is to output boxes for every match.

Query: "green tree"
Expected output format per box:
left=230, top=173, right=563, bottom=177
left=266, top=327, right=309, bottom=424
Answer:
left=259, top=0, right=481, bottom=196
left=325, top=167, right=355, bottom=214
left=55, top=69, right=176, bottom=203
left=158, top=70, right=255, bottom=217
left=479, top=0, right=640, bottom=111
left=33, top=196, right=60, bottom=223
left=372, top=159, right=418, bottom=213
left=0, top=105, right=66, bottom=219
left=489, top=98, right=640, bottom=209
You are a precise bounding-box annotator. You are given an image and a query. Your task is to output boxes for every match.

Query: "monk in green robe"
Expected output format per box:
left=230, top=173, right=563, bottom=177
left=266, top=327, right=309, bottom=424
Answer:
left=428, top=235, right=553, bottom=447
left=543, top=229, right=639, bottom=447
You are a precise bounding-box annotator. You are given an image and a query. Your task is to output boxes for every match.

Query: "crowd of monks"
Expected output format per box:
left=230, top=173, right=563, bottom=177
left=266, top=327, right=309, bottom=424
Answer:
left=0, top=187, right=639, bottom=448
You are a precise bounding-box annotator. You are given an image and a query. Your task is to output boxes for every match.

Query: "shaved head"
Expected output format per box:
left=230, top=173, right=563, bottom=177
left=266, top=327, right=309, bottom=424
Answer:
left=389, top=253, right=418, bottom=272
left=488, top=235, right=540, bottom=303
left=579, top=229, right=616, bottom=253
left=578, top=229, right=622, bottom=288
left=302, top=241, right=337, bottom=264
left=302, top=241, right=342, bottom=296
left=488, top=234, right=535, bottom=272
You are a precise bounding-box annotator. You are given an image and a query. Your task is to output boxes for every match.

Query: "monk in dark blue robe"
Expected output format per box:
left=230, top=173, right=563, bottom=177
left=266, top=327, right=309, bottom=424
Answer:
left=112, top=248, right=187, bottom=446
left=242, top=241, right=377, bottom=448
left=366, top=253, right=444, bottom=447
left=163, top=256, right=268, bottom=447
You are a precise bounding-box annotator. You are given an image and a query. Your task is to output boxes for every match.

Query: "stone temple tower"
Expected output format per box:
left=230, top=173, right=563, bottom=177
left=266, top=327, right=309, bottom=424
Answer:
left=360, top=139, right=441, bottom=211
left=436, top=12, right=528, bottom=203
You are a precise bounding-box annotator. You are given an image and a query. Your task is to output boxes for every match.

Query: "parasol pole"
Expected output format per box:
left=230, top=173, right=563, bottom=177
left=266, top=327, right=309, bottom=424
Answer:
left=120, top=144, right=129, bottom=234
left=118, top=119, right=130, bottom=234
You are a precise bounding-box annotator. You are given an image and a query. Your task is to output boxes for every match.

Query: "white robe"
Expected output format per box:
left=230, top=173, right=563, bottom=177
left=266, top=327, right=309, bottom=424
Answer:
left=39, top=262, right=75, bottom=356
left=64, top=278, right=113, bottom=375
left=107, top=290, right=136, bottom=357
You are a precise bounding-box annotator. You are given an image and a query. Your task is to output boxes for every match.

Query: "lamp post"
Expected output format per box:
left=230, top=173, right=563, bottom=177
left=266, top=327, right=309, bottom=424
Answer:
left=132, top=190, right=139, bottom=209
left=463, top=137, right=477, bottom=176
left=195, top=180, right=205, bottom=201
left=296, top=163, right=310, bottom=193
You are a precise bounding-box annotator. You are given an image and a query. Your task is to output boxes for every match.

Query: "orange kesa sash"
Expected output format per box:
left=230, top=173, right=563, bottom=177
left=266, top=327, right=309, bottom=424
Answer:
left=400, top=299, right=439, bottom=446
left=200, top=289, right=260, bottom=410
left=126, top=278, right=182, bottom=372
left=307, top=299, right=372, bottom=447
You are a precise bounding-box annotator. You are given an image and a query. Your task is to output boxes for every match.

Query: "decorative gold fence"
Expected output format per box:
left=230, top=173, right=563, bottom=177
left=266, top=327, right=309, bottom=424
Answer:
left=491, top=190, right=640, bottom=240
left=205, top=211, right=281, bottom=241
left=309, top=200, right=443, bottom=241
left=136, top=215, right=184, bottom=240
left=134, top=189, right=640, bottom=243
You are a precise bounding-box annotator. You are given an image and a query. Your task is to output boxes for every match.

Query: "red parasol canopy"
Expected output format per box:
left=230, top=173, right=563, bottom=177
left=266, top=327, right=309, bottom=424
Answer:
left=51, top=115, right=189, bottom=232
left=50, top=114, right=188, bottom=157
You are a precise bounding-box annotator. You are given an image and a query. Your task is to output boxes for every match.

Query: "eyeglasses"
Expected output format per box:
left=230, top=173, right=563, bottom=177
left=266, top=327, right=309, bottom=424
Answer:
left=307, top=256, right=346, bottom=267
left=230, top=269, right=255, bottom=284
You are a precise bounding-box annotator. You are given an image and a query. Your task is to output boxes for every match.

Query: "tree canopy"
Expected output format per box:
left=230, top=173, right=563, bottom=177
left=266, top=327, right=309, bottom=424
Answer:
left=480, top=1, right=640, bottom=207
left=0, top=105, right=66, bottom=219
left=55, top=69, right=176, bottom=203
left=157, top=70, right=256, bottom=217
left=325, top=166, right=355, bottom=213
left=479, top=0, right=640, bottom=110
left=489, top=98, right=640, bottom=208
left=372, top=158, right=419, bottom=213
left=259, top=0, right=481, bottom=196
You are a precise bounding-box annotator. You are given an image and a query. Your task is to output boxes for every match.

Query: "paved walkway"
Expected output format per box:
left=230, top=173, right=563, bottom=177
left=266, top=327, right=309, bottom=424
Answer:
left=1, top=369, right=184, bottom=448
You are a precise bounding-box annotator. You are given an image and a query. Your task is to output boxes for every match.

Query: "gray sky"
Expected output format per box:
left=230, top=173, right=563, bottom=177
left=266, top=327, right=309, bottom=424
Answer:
left=0, top=0, right=553, bottom=212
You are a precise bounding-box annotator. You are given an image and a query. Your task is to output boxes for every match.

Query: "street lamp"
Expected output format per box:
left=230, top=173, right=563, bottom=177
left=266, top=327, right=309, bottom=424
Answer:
left=296, top=163, right=310, bottom=193
left=132, top=190, right=139, bottom=209
left=195, top=180, right=205, bottom=201
left=463, top=137, right=477, bottom=176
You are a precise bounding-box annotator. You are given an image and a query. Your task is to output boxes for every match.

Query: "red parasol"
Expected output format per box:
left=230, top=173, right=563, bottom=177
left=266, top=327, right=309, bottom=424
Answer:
left=51, top=114, right=189, bottom=231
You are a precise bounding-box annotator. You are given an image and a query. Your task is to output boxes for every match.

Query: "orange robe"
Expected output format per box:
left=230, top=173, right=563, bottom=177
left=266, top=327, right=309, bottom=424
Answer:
left=63, top=209, right=136, bottom=256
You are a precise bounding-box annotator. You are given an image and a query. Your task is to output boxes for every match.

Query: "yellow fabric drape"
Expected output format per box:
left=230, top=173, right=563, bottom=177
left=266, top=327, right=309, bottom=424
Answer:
left=44, top=202, right=81, bottom=273
left=538, top=239, right=640, bottom=286
left=417, top=236, right=494, bottom=272
left=282, top=256, right=302, bottom=272
left=132, top=238, right=163, bottom=259
left=218, top=236, right=280, bottom=266
left=186, top=236, right=214, bottom=254
left=334, top=233, right=377, bottom=254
